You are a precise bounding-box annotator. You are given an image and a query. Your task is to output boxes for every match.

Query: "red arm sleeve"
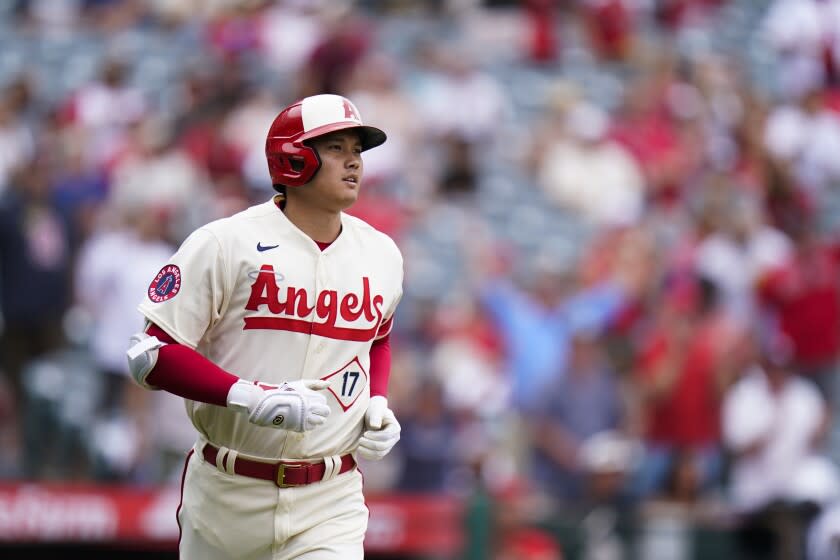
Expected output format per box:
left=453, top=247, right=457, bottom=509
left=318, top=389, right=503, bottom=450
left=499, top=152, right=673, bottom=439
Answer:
left=369, top=333, right=392, bottom=397
left=144, top=323, right=238, bottom=407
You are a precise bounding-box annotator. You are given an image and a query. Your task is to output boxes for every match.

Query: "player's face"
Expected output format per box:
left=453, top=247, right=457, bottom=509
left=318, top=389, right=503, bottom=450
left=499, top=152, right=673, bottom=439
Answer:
left=302, top=130, right=364, bottom=212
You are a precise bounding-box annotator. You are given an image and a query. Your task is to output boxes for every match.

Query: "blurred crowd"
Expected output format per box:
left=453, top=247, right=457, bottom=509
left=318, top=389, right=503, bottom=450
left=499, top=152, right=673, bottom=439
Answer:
left=1, top=0, right=840, bottom=558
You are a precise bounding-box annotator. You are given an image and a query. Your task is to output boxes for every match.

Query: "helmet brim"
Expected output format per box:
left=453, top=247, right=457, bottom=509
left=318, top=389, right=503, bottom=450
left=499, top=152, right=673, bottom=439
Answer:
left=299, top=122, right=387, bottom=152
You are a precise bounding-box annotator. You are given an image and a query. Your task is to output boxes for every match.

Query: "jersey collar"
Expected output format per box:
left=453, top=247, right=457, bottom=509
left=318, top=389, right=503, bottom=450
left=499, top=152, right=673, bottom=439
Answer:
left=269, top=197, right=347, bottom=255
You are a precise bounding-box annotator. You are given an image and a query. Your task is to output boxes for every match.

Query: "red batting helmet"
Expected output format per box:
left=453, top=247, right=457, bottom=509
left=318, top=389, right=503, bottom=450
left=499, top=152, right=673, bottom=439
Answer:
left=265, top=94, right=386, bottom=189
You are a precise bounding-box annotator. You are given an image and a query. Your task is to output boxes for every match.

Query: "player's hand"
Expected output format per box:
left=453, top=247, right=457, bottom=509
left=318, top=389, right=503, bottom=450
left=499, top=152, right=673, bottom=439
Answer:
left=357, top=396, right=401, bottom=460
left=227, top=379, right=331, bottom=432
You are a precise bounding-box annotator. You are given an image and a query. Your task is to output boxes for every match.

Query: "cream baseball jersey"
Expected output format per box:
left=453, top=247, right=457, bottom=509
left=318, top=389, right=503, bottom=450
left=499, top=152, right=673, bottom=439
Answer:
left=138, top=198, right=403, bottom=460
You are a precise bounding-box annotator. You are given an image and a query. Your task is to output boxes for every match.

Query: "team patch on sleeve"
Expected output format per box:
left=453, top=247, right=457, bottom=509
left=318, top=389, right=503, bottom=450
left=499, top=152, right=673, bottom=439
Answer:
left=148, top=264, right=182, bottom=303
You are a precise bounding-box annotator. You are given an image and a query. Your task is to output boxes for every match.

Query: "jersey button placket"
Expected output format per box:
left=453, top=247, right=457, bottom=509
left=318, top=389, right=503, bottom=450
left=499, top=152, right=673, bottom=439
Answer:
left=314, top=256, right=330, bottom=354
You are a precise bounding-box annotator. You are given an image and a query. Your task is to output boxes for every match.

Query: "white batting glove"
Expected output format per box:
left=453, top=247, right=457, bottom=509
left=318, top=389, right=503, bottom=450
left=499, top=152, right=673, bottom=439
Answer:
left=357, top=396, right=401, bottom=460
left=227, top=379, right=331, bottom=432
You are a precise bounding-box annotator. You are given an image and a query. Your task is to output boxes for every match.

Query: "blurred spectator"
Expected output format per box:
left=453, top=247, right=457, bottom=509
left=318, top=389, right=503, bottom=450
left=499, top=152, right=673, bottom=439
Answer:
left=537, top=100, right=645, bottom=226
left=576, top=226, right=660, bottom=374
left=759, top=220, right=840, bottom=403
left=0, top=157, right=72, bottom=465
left=687, top=54, right=760, bottom=178
left=66, top=57, right=146, bottom=170
left=394, top=377, right=457, bottom=492
left=479, top=251, right=626, bottom=411
left=342, top=55, right=423, bottom=237
left=174, top=59, right=249, bottom=133
left=0, top=86, right=36, bottom=193
left=523, top=0, right=559, bottom=64
left=764, top=88, right=840, bottom=195
left=222, top=86, right=280, bottom=190
left=527, top=328, right=634, bottom=508
left=296, top=2, right=373, bottom=97
left=492, top=483, right=565, bottom=559
left=178, top=103, right=243, bottom=189
left=723, top=328, right=840, bottom=560
left=109, top=115, right=210, bottom=242
left=762, top=0, right=840, bottom=98
left=73, top=198, right=181, bottom=481
left=411, top=43, right=510, bottom=145
left=49, top=124, right=110, bottom=245
left=428, top=295, right=506, bottom=418
left=763, top=155, right=815, bottom=235
left=693, top=188, right=793, bottom=319
left=258, top=0, right=324, bottom=75
left=632, top=274, right=741, bottom=500
left=610, top=64, right=699, bottom=208
left=205, top=2, right=262, bottom=60
left=347, top=53, right=428, bottom=190
left=580, top=0, right=636, bottom=62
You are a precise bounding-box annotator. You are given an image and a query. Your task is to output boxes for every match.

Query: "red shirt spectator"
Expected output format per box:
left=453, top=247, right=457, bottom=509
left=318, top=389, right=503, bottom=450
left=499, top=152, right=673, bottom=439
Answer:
left=344, top=193, right=408, bottom=243
left=635, top=278, right=732, bottom=447
left=637, top=322, right=722, bottom=446
left=179, top=115, right=243, bottom=181
left=760, top=235, right=840, bottom=373
left=583, top=0, right=634, bottom=61
left=610, top=94, right=692, bottom=206
left=524, top=0, right=559, bottom=64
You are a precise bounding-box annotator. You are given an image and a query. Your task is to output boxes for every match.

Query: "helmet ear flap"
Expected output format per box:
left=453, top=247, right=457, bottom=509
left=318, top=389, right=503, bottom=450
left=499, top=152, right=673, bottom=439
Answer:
left=266, top=139, right=321, bottom=188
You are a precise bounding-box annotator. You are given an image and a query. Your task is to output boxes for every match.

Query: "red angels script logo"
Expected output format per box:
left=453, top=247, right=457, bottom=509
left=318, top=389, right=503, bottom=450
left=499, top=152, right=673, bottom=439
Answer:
left=148, top=264, right=182, bottom=303
left=243, top=264, right=384, bottom=342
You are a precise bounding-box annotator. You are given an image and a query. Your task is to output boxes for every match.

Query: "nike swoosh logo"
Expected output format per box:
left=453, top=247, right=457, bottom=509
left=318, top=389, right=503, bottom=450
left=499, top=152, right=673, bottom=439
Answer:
left=257, top=242, right=279, bottom=252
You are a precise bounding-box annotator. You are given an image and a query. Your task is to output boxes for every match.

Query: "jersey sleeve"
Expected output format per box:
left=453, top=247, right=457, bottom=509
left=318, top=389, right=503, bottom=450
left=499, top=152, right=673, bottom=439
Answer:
left=375, top=295, right=400, bottom=340
left=375, top=248, right=403, bottom=341
left=137, top=228, right=227, bottom=348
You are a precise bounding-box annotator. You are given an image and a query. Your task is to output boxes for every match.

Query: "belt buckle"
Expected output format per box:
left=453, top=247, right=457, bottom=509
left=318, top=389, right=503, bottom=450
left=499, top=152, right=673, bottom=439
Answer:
left=276, top=463, right=306, bottom=488
left=276, top=464, right=292, bottom=488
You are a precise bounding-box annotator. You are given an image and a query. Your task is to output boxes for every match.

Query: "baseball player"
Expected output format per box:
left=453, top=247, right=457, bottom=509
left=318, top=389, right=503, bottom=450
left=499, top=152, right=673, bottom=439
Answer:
left=125, top=94, right=403, bottom=559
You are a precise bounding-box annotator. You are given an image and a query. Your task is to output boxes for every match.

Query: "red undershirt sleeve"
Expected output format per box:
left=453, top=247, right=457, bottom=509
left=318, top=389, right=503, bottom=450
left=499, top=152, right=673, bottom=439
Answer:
left=144, top=323, right=238, bottom=407
left=369, top=333, right=391, bottom=397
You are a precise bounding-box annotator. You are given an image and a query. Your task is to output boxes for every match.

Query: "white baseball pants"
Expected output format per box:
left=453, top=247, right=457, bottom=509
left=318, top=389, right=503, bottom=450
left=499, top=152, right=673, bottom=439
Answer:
left=177, top=449, right=367, bottom=559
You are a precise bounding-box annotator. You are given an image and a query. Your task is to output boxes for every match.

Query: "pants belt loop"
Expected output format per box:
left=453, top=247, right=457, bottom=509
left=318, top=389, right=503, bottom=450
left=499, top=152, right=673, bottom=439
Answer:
left=224, top=449, right=239, bottom=475
left=195, top=439, right=206, bottom=458
left=321, top=455, right=341, bottom=482
left=215, top=445, right=229, bottom=472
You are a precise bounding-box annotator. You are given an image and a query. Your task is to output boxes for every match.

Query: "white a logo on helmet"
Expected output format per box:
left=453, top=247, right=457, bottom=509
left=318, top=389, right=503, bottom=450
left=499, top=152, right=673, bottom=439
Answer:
left=301, top=94, right=363, bottom=132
